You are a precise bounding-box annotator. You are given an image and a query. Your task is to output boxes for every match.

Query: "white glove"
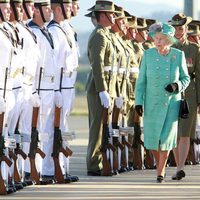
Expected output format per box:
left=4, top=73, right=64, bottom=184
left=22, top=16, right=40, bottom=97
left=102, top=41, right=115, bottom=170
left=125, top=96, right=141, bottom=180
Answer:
left=99, top=91, right=110, bottom=108
left=0, top=97, right=6, bottom=114
left=31, top=92, right=40, bottom=107
left=55, top=91, right=63, bottom=108
left=115, top=96, right=123, bottom=109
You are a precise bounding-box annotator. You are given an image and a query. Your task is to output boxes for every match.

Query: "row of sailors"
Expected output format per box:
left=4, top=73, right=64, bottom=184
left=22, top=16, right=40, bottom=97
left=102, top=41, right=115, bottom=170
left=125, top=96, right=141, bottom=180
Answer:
left=0, top=0, right=80, bottom=194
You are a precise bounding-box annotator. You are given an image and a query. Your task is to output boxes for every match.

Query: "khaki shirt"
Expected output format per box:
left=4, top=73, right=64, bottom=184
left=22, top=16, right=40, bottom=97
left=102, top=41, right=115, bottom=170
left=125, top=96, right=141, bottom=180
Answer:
left=143, top=40, right=155, bottom=50
left=132, top=40, right=144, bottom=66
left=110, top=31, right=127, bottom=98
left=86, top=25, right=117, bottom=98
left=124, top=39, right=139, bottom=102
left=173, top=40, right=200, bottom=106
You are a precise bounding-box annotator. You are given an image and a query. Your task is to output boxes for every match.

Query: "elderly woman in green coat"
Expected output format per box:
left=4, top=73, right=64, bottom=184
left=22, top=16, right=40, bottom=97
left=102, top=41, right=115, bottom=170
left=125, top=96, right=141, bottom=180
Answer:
left=134, top=23, right=190, bottom=182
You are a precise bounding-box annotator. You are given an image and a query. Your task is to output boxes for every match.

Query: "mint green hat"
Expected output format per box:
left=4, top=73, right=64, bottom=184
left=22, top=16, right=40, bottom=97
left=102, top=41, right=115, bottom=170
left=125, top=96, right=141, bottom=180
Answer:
left=149, top=22, right=177, bottom=43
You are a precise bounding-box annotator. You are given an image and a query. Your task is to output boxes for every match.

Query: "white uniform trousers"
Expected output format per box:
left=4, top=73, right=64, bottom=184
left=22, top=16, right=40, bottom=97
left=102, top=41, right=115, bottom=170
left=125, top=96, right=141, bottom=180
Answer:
left=19, top=84, right=34, bottom=174
left=38, top=90, right=55, bottom=176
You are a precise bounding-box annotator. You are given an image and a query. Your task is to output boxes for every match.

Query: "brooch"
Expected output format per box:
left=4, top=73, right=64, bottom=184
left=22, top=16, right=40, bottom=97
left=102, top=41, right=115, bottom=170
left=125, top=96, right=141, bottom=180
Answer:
left=172, top=55, right=176, bottom=61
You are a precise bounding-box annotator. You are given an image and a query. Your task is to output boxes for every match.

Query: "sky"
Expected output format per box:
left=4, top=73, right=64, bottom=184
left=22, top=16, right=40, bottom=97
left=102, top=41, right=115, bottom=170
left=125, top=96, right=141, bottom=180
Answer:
left=71, top=0, right=185, bottom=34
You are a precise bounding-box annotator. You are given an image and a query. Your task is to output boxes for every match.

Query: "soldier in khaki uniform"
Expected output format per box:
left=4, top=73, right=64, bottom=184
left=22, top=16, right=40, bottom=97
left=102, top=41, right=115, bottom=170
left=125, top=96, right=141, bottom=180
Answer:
left=130, top=18, right=149, bottom=170
left=143, top=18, right=156, bottom=50
left=109, top=6, right=131, bottom=173
left=86, top=1, right=119, bottom=176
left=186, top=21, right=200, bottom=164
left=123, top=15, right=141, bottom=170
left=132, top=18, right=148, bottom=66
left=188, top=22, right=200, bottom=45
left=170, top=13, right=200, bottom=180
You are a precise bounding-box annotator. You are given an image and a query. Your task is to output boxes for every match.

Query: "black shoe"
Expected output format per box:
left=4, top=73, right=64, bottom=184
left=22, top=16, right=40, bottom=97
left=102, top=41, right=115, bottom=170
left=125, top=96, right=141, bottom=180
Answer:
left=24, top=172, right=33, bottom=185
left=24, top=179, right=33, bottom=186
left=66, top=174, right=79, bottom=182
left=157, top=175, right=165, bottom=183
left=128, top=166, right=134, bottom=171
left=21, top=181, right=28, bottom=187
left=172, top=170, right=186, bottom=180
left=14, top=182, right=24, bottom=190
left=87, top=170, right=101, bottom=176
left=112, top=170, right=119, bottom=175
left=8, top=182, right=17, bottom=192
left=64, top=176, right=72, bottom=183
left=118, top=167, right=127, bottom=173
left=7, top=187, right=15, bottom=194
left=41, top=175, right=55, bottom=184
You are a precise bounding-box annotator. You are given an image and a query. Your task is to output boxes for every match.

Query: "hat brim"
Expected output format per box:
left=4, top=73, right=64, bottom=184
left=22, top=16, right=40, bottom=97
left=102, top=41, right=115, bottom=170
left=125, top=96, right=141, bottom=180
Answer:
left=149, top=32, right=177, bottom=44
left=187, top=30, right=200, bottom=36
left=171, top=16, right=192, bottom=26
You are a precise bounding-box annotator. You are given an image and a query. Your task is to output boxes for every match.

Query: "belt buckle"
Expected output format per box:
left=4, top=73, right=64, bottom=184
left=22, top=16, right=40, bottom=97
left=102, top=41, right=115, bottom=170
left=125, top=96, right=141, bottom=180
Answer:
left=28, top=75, right=33, bottom=81
left=69, top=72, right=72, bottom=78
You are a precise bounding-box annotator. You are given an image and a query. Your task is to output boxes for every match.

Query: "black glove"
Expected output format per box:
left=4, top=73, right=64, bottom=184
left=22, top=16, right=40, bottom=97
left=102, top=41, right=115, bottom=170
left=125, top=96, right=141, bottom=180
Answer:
left=165, top=83, right=178, bottom=93
left=135, top=105, right=143, bottom=117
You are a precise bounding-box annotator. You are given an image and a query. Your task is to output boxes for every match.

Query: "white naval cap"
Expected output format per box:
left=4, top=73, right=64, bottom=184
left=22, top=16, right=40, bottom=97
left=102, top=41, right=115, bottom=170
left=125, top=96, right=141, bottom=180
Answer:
left=34, top=0, right=50, bottom=6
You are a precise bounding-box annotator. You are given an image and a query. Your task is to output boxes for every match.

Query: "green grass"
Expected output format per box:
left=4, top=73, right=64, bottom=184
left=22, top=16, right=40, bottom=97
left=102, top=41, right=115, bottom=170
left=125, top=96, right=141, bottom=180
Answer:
left=71, top=95, right=88, bottom=116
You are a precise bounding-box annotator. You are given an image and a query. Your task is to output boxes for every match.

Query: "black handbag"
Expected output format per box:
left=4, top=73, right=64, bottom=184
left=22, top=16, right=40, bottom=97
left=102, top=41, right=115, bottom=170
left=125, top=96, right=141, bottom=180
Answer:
left=179, top=93, right=190, bottom=119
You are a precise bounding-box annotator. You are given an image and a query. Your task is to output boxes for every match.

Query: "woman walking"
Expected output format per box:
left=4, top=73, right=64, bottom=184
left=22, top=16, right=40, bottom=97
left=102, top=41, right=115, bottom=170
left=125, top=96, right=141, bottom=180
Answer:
left=134, top=22, right=190, bottom=182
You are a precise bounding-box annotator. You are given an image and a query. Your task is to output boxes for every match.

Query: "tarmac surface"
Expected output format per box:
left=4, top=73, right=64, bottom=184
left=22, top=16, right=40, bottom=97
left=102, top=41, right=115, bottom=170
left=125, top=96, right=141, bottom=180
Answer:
left=2, top=116, right=200, bottom=200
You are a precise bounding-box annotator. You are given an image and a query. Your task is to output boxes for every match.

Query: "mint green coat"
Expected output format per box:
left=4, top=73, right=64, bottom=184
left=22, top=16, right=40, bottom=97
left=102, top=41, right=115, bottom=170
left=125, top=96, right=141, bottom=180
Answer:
left=135, top=47, right=190, bottom=150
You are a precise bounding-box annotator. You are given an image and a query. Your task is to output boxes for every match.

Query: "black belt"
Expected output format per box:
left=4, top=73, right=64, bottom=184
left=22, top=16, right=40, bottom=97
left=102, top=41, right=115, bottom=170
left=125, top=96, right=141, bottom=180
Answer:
left=0, top=88, right=12, bottom=91
left=61, top=87, right=74, bottom=90
left=36, top=89, right=54, bottom=91
left=12, top=86, right=22, bottom=90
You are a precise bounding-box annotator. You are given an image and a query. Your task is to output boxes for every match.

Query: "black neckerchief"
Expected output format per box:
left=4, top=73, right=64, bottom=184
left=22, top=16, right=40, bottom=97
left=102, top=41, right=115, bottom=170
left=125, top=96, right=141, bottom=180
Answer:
left=48, top=20, right=72, bottom=48
left=29, top=20, right=54, bottom=49
left=69, top=23, right=77, bottom=42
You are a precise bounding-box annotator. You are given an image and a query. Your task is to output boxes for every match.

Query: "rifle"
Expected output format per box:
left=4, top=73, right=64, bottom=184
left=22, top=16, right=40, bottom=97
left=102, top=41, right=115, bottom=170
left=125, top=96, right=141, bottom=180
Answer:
left=132, top=111, right=143, bottom=169
left=0, top=67, right=13, bottom=195
left=113, top=55, right=131, bottom=172
left=132, top=112, right=154, bottom=169
left=111, top=55, right=126, bottom=172
left=7, top=120, right=27, bottom=184
left=52, top=67, right=72, bottom=183
left=100, top=51, right=118, bottom=176
left=28, top=67, right=45, bottom=184
left=101, top=108, right=112, bottom=176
